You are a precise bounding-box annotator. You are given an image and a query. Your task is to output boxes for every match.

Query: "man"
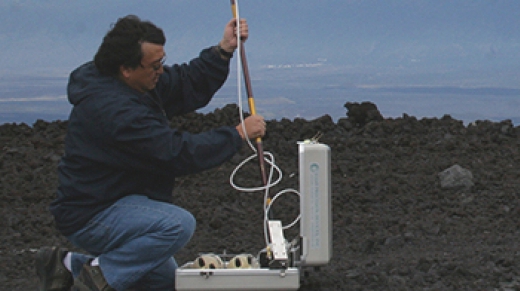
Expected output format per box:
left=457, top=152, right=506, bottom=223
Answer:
left=35, top=15, right=265, bottom=291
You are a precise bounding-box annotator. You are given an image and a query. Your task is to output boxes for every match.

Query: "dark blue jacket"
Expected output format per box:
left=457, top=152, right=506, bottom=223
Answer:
left=50, top=47, right=243, bottom=236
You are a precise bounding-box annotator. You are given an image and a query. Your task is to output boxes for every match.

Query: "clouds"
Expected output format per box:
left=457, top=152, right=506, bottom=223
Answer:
left=1, top=0, right=520, bottom=125
left=0, top=1, right=234, bottom=73
left=0, top=0, right=519, bottom=88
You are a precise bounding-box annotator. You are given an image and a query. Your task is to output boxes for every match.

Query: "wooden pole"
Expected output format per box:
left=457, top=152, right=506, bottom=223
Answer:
left=230, top=0, right=268, bottom=187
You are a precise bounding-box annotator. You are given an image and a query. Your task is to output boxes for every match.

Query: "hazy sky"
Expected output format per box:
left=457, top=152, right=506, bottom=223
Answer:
left=1, top=0, right=519, bottom=87
left=1, top=0, right=520, bottom=125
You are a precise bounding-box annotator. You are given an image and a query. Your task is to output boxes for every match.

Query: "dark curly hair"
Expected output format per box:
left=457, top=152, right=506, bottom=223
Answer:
left=94, top=15, right=166, bottom=76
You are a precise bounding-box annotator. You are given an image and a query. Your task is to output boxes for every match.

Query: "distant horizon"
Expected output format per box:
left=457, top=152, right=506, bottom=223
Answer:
left=2, top=1, right=519, bottom=126
left=2, top=71, right=519, bottom=126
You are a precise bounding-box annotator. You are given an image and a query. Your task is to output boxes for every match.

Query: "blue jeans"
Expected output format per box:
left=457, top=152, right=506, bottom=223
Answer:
left=66, top=195, right=196, bottom=291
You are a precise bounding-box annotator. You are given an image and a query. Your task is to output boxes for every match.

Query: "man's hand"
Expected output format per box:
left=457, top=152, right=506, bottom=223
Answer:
left=219, top=18, right=248, bottom=53
left=236, top=115, right=265, bottom=140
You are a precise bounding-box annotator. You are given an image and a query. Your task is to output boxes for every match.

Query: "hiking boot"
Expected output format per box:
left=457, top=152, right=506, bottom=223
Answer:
left=35, top=246, right=73, bottom=291
left=72, top=263, right=115, bottom=291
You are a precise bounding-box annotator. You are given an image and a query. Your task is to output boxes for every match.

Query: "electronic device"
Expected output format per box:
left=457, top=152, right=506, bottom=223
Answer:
left=175, top=141, right=332, bottom=291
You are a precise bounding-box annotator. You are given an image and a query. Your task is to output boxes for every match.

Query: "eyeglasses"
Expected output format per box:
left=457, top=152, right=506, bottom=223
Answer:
left=140, top=56, right=166, bottom=72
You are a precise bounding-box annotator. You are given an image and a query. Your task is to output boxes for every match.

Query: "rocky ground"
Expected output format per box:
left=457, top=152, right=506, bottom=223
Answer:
left=1, top=102, right=520, bottom=291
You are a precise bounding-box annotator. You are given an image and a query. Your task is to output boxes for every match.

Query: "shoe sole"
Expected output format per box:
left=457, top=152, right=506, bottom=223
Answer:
left=71, top=279, right=90, bottom=291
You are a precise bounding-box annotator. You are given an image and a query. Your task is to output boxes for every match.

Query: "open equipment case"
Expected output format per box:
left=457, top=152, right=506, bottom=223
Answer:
left=175, top=141, right=332, bottom=291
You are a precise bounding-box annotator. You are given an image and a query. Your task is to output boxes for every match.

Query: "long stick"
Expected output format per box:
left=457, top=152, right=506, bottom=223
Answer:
left=230, top=0, right=268, bottom=187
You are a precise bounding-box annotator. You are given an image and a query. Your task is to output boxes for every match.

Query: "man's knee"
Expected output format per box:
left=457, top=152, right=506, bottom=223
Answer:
left=161, top=208, right=196, bottom=246
left=178, top=210, right=196, bottom=238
